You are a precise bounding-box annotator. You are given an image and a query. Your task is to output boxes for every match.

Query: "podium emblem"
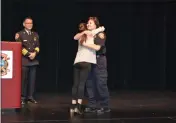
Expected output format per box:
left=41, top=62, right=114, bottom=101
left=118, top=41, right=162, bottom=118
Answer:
left=0, top=51, right=13, bottom=78
left=1, top=53, right=10, bottom=76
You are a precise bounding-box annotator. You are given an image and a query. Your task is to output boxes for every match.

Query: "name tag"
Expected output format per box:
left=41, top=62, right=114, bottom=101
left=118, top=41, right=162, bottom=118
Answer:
left=23, top=40, right=27, bottom=42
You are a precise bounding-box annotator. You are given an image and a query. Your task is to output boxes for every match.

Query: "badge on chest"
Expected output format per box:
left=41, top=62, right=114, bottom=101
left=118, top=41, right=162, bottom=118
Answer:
left=34, top=37, right=37, bottom=41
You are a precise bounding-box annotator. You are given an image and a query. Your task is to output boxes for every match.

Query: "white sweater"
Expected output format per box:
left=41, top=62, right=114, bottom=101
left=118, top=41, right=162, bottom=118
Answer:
left=74, top=27, right=104, bottom=65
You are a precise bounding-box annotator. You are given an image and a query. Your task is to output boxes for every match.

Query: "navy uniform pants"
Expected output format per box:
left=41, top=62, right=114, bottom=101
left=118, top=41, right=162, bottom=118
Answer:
left=86, top=55, right=110, bottom=108
left=21, top=65, right=37, bottom=100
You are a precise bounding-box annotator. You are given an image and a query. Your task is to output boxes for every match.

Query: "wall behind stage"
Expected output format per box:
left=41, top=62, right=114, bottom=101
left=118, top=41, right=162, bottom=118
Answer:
left=2, top=0, right=176, bottom=92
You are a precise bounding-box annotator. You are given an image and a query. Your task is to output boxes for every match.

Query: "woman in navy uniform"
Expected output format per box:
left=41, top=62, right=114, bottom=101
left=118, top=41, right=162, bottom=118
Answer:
left=82, top=17, right=110, bottom=114
left=15, top=17, right=40, bottom=104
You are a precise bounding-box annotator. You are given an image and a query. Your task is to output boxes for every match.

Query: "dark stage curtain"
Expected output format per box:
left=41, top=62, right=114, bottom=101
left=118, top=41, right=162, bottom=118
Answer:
left=2, top=0, right=176, bottom=92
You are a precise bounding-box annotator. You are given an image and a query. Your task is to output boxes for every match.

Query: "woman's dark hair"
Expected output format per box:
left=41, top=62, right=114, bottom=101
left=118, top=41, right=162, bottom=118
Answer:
left=79, top=23, right=87, bottom=44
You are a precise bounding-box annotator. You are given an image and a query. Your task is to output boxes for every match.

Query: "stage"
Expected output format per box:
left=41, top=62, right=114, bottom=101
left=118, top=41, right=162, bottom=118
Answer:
left=2, top=91, right=176, bottom=123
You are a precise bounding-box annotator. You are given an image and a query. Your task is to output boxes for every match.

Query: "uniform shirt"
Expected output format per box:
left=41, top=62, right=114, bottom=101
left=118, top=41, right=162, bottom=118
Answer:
left=15, top=29, right=40, bottom=66
left=25, top=29, right=31, bottom=35
left=74, top=27, right=104, bottom=65
left=94, top=32, right=106, bottom=55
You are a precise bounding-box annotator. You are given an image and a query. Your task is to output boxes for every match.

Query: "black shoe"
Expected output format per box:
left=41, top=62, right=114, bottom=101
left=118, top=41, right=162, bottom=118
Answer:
left=70, top=104, right=76, bottom=113
left=84, top=107, right=97, bottom=113
left=21, top=99, right=26, bottom=105
left=75, top=103, right=83, bottom=115
left=97, top=108, right=111, bottom=114
left=28, top=99, right=38, bottom=104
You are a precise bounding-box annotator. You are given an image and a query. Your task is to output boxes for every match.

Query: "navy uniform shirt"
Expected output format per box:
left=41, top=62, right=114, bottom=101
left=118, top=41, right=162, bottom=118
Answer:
left=94, top=32, right=106, bottom=55
left=15, top=29, right=40, bottom=66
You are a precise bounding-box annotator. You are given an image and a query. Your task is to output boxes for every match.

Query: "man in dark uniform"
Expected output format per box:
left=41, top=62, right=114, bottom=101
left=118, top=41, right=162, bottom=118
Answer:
left=15, top=17, right=40, bottom=104
left=83, top=17, right=110, bottom=114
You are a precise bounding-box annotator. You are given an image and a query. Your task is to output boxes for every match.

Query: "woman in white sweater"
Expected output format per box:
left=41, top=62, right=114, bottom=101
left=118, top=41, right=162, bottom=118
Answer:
left=71, top=23, right=105, bottom=114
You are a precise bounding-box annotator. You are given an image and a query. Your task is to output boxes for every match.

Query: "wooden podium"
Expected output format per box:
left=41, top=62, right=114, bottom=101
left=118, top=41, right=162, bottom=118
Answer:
left=1, top=41, right=22, bottom=109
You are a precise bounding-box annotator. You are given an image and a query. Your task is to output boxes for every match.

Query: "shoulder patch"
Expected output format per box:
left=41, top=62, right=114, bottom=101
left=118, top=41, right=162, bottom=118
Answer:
left=98, top=33, right=105, bottom=39
left=15, top=33, right=20, bottom=40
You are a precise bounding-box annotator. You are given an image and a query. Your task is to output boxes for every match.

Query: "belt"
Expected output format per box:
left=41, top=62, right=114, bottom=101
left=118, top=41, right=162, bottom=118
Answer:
left=96, top=54, right=105, bottom=58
